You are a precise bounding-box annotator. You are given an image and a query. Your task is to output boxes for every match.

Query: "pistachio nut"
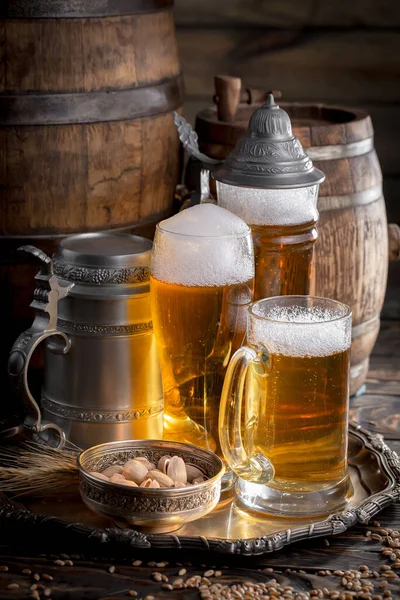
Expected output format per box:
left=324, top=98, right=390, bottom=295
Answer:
left=134, top=457, right=156, bottom=471
left=185, top=464, right=205, bottom=483
left=122, top=459, right=149, bottom=484
left=102, top=465, right=124, bottom=477
left=192, top=476, right=205, bottom=484
left=157, top=455, right=172, bottom=474
left=147, top=470, right=174, bottom=488
left=110, top=473, right=126, bottom=484
left=167, top=456, right=187, bottom=484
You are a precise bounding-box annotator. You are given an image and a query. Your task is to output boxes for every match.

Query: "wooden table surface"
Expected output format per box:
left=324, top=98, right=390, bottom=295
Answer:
left=0, top=322, right=399, bottom=600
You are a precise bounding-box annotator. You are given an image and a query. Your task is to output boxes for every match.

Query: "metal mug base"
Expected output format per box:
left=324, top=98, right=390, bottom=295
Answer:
left=235, top=474, right=353, bottom=518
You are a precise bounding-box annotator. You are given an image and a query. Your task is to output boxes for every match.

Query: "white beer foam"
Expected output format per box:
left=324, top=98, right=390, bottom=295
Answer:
left=151, top=204, right=255, bottom=286
left=249, top=304, right=352, bottom=357
left=216, top=182, right=319, bottom=226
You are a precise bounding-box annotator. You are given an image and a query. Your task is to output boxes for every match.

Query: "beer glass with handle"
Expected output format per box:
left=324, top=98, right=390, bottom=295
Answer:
left=151, top=203, right=255, bottom=489
left=219, top=295, right=353, bottom=516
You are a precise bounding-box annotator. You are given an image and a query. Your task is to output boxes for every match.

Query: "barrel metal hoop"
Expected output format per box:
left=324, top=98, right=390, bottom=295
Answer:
left=318, top=184, right=383, bottom=212
left=41, top=394, right=164, bottom=423
left=306, top=137, right=374, bottom=161
left=0, top=74, right=183, bottom=126
left=0, top=0, right=174, bottom=18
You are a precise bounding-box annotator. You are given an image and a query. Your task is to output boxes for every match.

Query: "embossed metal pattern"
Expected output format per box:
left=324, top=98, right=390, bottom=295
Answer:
left=53, top=261, right=150, bottom=284
left=1, top=0, right=174, bottom=18
left=77, top=425, right=400, bottom=550
left=56, top=319, right=153, bottom=337
left=0, top=424, right=399, bottom=553
left=42, top=396, right=163, bottom=423
left=211, top=95, right=325, bottom=189
left=78, top=440, right=225, bottom=533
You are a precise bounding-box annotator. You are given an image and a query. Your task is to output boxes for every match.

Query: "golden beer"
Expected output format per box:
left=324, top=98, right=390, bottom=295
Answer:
left=150, top=203, right=255, bottom=459
left=251, top=221, right=317, bottom=300
left=151, top=276, right=253, bottom=454
left=245, top=348, right=350, bottom=492
left=219, top=296, right=352, bottom=515
left=216, top=183, right=319, bottom=300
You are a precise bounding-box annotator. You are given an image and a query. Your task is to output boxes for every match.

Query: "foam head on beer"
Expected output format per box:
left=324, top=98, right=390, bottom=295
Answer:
left=216, top=182, right=319, bottom=226
left=249, top=302, right=352, bottom=357
left=151, top=203, right=254, bottom=287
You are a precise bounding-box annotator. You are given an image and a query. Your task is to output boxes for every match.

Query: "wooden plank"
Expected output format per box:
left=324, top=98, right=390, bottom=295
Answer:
left=174, top=0, right=400, bottom=28
left=1, top=508, right=400, bottom=598
left=177, top=29, right=400, bottom=105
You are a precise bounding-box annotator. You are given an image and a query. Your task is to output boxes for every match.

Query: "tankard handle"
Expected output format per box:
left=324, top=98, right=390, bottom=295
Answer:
left=7, top=245, right=74, bottom=449
left=219, top=345, right=274, bottom=484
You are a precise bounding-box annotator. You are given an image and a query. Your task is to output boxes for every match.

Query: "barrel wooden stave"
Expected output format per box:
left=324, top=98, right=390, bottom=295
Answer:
left=0, top=4, right=182, bottom=399
left=0, top=13, right=179, bottom=93
left=0, top=10, right=181, bottom=236
left=194, top=103, right=389, bottom=395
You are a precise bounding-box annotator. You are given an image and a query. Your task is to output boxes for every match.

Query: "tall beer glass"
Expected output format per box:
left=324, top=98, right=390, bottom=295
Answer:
left=219, top=295, right=352, bottom=516
left=151, top=204, right=255, bottom=467
left=217, top=184, right=319, bottom=300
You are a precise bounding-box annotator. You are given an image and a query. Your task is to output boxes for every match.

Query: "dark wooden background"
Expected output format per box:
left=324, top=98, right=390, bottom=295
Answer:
left=173, top=0, right=400, bottom=318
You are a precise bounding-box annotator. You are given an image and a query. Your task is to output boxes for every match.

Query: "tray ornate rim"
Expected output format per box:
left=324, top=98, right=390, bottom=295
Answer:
left=1, top=422, right=400, bottom=556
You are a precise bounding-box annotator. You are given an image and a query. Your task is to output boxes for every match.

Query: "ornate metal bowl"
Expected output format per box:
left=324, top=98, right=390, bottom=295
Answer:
left=78, top=439, right=225, bottom=533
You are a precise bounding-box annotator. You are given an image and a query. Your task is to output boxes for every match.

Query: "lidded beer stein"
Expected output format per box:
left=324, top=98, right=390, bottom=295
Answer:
left=219, top=295, right=353, bottom=516
left=213, top=94, right=325, bottom=300
left=8, top=233, right=163, bottom=449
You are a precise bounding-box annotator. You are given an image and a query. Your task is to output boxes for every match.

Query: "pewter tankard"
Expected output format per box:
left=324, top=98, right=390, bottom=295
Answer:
left=8, top=233, right=163, bottom=449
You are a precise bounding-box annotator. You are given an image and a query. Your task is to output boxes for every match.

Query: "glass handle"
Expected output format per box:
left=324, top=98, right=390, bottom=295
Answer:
left=219, top=346, right=274, bottom=484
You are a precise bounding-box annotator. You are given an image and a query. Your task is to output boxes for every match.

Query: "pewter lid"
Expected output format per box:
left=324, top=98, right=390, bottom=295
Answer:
left=212, top=94, right=325, bottom=189
left=53, top=232, right=152, bottom=285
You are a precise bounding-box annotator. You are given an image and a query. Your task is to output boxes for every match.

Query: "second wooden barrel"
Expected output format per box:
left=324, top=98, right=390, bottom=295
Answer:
left=0, top=0, right=182, bottom=398
left=195, top=102, right=389, bottom=395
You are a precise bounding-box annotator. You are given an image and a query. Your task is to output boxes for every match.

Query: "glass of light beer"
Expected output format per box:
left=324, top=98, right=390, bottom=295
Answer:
left=219, top=295, right=353, bottom=516
left=150, top=203, right=255, bottom=483
left=217, top=183, right=319, bottom=300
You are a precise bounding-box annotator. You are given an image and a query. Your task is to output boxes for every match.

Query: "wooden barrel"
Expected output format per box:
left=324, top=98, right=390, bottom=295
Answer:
left=195, top=101, right=391, bottom=395
left=0, top=0, right=182, bottom=398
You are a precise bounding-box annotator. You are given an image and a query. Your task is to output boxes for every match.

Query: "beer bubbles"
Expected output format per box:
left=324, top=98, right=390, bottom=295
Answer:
left=217, top=183, right=319, bottom=227
left=150, top=204, right=255, bottom=487
left=212, top=94, right=325, bottom=301
left=248, top=298, right=352, bottom=357
left=151, top=203, right=254, bottom=287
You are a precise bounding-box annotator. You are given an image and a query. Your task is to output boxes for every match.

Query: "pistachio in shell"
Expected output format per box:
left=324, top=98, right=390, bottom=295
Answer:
left=122, top=459, right=149, bottom=484
left=102, top=465, right=124, bottom=477
left=110, top=473, right=126, bottom=484
left=167, top=456, right=187, bottom=484
left=185, top=464, right=205, bottom=483
left=147, top=470, right=174, bottom=488
left=192, top=476, right=205, bottom=484
left=140, top=477, right=160, bottom=488
left=134, top=457, right=156, bottom=471
left=157, top=455, right=172, bottom=474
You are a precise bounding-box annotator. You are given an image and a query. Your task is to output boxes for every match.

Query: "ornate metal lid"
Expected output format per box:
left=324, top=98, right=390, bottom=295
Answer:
left=53, top=233, right=152, bottom=285
left=212, top=94, right=325, bottom=189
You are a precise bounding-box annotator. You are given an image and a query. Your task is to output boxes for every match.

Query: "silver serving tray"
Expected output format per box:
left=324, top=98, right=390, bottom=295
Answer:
left=14, top=423, right=400, bottom=556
